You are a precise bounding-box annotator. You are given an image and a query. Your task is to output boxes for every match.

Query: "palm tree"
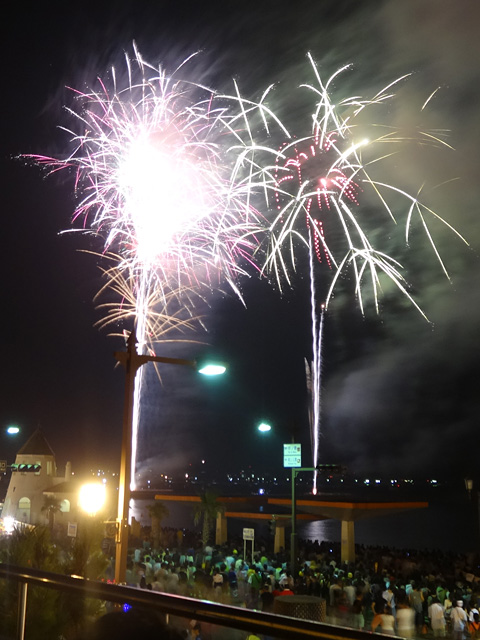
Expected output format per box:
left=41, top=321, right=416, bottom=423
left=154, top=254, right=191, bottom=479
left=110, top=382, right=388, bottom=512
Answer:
left=193, top=491, right=225, bottom=547
left=41, top=496, right=62, bottom=530
left=146, top=501, right=169, bottom=550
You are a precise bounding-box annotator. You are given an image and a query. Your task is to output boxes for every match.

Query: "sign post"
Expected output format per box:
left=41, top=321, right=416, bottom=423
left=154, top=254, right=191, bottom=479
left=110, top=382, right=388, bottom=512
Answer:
left=283, top=444, right=302, bottom=577
left=243, top=527, right=255, bottom=565
left=283, top=443, right=302, bottom=468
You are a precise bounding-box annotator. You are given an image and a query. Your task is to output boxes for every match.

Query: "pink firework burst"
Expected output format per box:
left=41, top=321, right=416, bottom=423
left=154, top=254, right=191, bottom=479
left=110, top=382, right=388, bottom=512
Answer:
left=275, top=130, right=361, bottom=268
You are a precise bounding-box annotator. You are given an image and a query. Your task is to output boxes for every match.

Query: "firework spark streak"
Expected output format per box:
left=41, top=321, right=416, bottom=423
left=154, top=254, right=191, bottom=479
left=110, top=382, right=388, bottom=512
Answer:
left=28, top=45, right=278, bottom=490
left=268, top=53, right=468, bottom=492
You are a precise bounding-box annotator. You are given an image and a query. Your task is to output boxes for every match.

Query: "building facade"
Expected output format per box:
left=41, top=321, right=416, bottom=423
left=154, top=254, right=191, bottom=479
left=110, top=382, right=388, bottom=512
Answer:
left=2, top=428, right=77, bottom=527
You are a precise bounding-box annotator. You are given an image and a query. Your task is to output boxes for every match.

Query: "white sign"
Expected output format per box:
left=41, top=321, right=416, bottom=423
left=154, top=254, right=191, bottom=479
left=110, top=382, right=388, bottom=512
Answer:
left=284, top=443, right=302, bottom=467
left=243, top=527, right=254, bottom=540
left=67, top=522, right=78, bottom=538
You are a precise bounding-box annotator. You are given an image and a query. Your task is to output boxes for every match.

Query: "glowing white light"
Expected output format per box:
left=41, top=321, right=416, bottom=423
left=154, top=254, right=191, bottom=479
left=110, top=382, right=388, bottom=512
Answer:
left=258, top=422, right=272, bottom=433
left=198, top=364, right=226, bottom=376
left=3, top=516, right=15, bottom=534
left=79, top=483, right=106, bottom=515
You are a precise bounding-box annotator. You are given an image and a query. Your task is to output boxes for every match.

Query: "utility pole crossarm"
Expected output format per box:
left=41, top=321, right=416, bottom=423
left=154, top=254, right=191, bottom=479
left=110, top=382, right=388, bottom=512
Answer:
left=114, top=351, right=196, bottom=370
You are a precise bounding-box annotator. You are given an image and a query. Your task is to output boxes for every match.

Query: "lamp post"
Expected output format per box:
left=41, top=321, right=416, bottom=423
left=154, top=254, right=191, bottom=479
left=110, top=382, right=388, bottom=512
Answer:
left=290, top=466, right=314, bottom=578
left=114, top=330, right=225, bottom=584
left=290, top=464, right=344, bottom=577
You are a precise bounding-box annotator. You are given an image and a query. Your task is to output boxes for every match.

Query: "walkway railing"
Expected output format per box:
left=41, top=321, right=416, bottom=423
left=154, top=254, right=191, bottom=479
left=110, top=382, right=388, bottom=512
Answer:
left=0, top=563, right=378, bottom=640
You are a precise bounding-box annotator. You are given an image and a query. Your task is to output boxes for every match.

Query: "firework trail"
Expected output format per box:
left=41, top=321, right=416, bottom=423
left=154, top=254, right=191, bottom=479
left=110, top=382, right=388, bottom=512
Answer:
left=28, top=45, right=279, bottom=489
left=269, top=54, right=468, bottom=491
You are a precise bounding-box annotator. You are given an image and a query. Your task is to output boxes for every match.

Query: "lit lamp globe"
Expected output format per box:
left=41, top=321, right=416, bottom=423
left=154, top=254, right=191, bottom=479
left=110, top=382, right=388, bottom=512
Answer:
left=79, top=483, right=106, bottom=516
left=258, top=422, right=272, bottom=433
left=197, top=362, right=226, bottom=376
left=6, top=426, right=20, bottom=436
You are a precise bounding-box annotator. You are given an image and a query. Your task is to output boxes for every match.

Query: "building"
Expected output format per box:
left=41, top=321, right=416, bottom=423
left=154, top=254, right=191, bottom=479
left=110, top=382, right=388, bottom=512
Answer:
left=2, top=428, right=79, bottom=528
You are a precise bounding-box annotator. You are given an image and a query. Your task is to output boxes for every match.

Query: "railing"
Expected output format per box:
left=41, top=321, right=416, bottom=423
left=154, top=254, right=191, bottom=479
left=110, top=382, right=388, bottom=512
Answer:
left=0, top=564, right=373, bottom=640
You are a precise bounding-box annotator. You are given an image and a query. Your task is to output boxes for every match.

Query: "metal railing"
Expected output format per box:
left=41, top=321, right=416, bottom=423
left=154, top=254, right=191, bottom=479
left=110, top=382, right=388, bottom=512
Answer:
left=0, top=563, right=374, bottom=640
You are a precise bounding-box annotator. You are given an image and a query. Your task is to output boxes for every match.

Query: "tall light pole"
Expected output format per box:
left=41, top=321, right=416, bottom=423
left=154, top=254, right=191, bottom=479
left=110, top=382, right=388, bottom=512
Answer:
left=114, top=331, right=225, bottom=584
left=290, top=464, right=343, bottom=578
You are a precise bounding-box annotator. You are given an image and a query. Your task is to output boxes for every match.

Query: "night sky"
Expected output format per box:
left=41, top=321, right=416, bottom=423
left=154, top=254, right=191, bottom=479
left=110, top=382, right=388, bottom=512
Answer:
left=1, top=1, right=479, bottom=484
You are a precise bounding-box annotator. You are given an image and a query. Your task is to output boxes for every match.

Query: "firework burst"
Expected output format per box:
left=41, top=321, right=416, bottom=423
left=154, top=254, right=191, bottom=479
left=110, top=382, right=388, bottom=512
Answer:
left=265, top=54, right=468, bottom=491
left=28, top=45, right=280, bottom=490
left=30, top=45, right=268, bottom=328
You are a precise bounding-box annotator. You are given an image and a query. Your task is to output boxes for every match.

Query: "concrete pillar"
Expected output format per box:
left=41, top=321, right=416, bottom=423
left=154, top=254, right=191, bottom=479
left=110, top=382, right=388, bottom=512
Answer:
left=341, top=520, right=355, bottom=564
left=274, top=523, right=286, bottom=554
left=216, top=512, right=227, bottom=545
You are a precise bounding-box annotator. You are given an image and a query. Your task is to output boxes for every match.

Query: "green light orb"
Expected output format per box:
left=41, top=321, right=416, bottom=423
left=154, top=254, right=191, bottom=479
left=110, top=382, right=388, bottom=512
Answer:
left=6, top=426, right=20, bottom=435
left=258, top=422, right=272, bottom=433
left=197, top=363, right=226, bottom=376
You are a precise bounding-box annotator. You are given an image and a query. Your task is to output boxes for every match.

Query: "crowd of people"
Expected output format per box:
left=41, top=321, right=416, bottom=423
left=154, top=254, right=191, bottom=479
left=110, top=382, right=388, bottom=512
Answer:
left=102, top=529, right=480, bottom=639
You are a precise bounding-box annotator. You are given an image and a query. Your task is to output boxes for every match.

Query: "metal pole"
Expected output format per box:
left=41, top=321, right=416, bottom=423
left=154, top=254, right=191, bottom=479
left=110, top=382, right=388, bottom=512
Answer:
left=113, top=333, right=198, bottom=584
left=289, top=465, right=342, bottom=579
left=114, top=332, right=138, bottom=584
left=17, top=581, right=28, bottom=640
left=290, top=468, right=297, bottom=578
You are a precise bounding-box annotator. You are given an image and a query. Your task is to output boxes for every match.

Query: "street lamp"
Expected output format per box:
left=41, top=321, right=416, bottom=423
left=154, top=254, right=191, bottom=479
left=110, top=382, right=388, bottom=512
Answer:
left=6, top=426, right=20, bottom=436
left=0, top=425, right=21, bottom=475
left=257, top=422, right=272, bottom=433
left=79, top=482, right=107, bottom=517
left=290, top=464, right=344, bottom=577
left=114, top=330, right=225, bottom=584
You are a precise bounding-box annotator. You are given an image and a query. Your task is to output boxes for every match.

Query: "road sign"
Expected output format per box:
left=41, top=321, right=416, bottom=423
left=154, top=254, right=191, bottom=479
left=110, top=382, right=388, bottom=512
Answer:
left=243, top=527, right=254, bottom=541
left=283, top=443, right=302, bottom=467
left=0, top=460, right=6, bottom=472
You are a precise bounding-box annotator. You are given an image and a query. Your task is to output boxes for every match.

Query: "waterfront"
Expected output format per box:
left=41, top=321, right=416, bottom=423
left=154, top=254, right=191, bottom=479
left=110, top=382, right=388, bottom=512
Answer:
left=131, top=483, right=480, bottom=555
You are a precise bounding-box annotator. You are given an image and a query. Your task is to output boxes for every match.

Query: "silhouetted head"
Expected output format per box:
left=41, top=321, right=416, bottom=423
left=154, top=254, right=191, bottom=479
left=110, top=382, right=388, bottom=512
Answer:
left=78, top=608, right=183, bottom=640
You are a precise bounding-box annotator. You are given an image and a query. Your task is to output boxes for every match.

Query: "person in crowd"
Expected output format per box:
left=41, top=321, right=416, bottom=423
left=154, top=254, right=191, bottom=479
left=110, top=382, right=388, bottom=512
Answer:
left=451, top=600, right=469, bottom=640
left=260, top=584, right=275, bottom=612
left=382, top=584, right=396, bottom=618
left=408, top=582, right=424, bottom=635
left=470, top=612, right=480, bottom=639
left=350, top=590, right=365, bottom=630
left=248, top=567, right=264, bottom=609
left=212, top=567, right=223, bottom=601
left=396, top=597, right=415, bottom=638
left=371, top=603, right=396, bottom=635
left=429, top=596, right=446, bottom=637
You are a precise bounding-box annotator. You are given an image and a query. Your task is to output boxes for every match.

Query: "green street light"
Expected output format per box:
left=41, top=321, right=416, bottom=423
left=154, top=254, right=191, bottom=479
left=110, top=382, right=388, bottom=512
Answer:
left=258, top=422, right=272, bottom=433
left=197, top=363, right=226, bottom=376
left=6, top=426, right=20, bottom=435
